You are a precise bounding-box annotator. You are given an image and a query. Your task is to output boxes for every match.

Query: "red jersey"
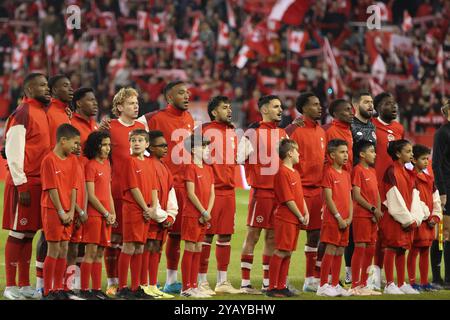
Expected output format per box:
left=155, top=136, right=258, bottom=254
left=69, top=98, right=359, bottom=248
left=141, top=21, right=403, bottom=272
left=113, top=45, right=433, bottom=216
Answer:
left=122, top=156, right=157, bottom=212
left=321, top=166, right=352, bottom=224
left=415, top=171, right=435, bottom=214
left=352, top=164, right=379, bottom=218
left=109, top=119, right=145, bottom=199
left=71, top=112, right=98, bottom=148
left=244, top=121, right=288, bottom=190
left=4, top=97, right=51, bottom=188
left=47, top=98, right=71, bottom=148
left=202, top=121, right=237, bottom=192
left=184, top=163, right=214, bottom=218
left=142, top=105, right=194, bottom=188
left=274, top=164, right=305, bottom=225
left=325, top=119, right=353, bottom=171
left=287, top=117, right=326, bottom=195
left=373, top=117, right=404, bottom=187
left=85, top=159, right=112, bottom=217
left=381, top=162, right=414, bottom=209
left=150, top=156, right=173, bottom=210
left=40, top=152, right=77, bottom=211
left=75, top=157, right=86, bottom=210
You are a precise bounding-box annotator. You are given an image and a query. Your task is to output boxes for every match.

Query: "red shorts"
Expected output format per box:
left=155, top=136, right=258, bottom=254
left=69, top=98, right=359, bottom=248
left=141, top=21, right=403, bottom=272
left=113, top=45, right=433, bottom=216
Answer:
left=206, top=191, right=235, bottom=235
left=170, top=187, right=186, bottom=234
left=82, top=215, right=112, bottom=247
left=112, top=197, right=122, bottom=235
left=379, top=210, right=413, bottom=250
left=320, top=223, right=349, bottom=247
left=41, top=207, right=73, bottom=242
left=413, top=221, right=436, bottom=247
left=302, top=192, right=323, bottom=231
left=2, top=175, right=42, bottom=232
left=70, top=222, right=83, bottom=243
left=247, top=188, right=276, bottom=229
left=352, top=217, right=378, bottom=244
left=122, top=203, right=149, bottom=244
left=148, top=220, right=168, bottom=243
left=181, top=216, right=206, bottom=243
left=274, top=219, right=300, bottom=251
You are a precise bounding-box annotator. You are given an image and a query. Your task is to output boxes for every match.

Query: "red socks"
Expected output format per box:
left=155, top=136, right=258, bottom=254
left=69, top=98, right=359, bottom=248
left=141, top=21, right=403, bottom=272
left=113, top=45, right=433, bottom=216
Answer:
left=305, top=250, right=317, bottom=278
left=351, top=246, right=365, bottom=288
left=92, top=262, right=102, bottom=290
left=262, top=254, right=271, bottom=285
left=199, top=243, right=211, bottom=274
left=53, top=258, right=67, bottom=291
left=140, top=250, right=150, bottom=286
left=395, top=250, right=406, bottom=287
left=384, top=249, right=395, bottom=285
left=104, top=246, right=120, bottom=279
left=268, top=255, right=283, bottom=290
left=190, top=252, right=201, bottom=288
left=279, top=256, right=291, bottom=290
left=360, top=245, right=375, bottom=287
left=5, top=236, right=23, bottom=287
left=181, top=250, right=194, bottom=291
left=241, top=254, right=253, bottom=284
left=331, top=255, right=342, bottom=287
left=148, top=252, right=160, bottom=286
left=320, top=253, right=333, bottom=286
left=407, top=247, right=420, bottom=284
left=80, top=262, right=92, bottom=291
left=118, top=252, right=132, bottom=289
left=130, top=253, right=143, bottom=291
left=165, top=235, right=181, bottom=271
left=419, top=247, right=430, bottom=285
left=43, top=256, right=57, bottom=295
left=18, top=238, right=32, bottom=287
left=216, top=241, right=231, bottom=272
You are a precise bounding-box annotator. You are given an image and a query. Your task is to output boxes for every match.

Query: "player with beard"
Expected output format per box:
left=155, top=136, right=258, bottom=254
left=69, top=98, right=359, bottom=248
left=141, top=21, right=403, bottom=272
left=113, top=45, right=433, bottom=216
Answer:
left=198, top=96, right=241, bottom=295
left=368, top=92, right=404, bottom=291
left=237, top=95, right=288, bottom=294
left=2, top=73, right=51, bottom=299
left=137, top=81, right=194, bottom=294
left=343, top=91, right=376, bottom=287
left=35, top=74, right=74, bottom=297
left=285, top=92, right=326, bottom=292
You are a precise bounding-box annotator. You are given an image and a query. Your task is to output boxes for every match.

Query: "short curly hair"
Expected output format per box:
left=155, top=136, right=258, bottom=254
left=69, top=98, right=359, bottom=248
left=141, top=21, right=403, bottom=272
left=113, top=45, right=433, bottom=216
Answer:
left=112, top=87, right=138, bottom=117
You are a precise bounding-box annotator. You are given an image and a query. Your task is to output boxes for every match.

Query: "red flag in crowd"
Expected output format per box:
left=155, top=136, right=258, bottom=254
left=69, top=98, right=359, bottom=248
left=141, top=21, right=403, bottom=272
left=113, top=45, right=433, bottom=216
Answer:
left=402, top=10, right=413, bottom=32
left=323, top=38, right=345, bottom=98
left=376, top=1, right=392, bottom=22
left=191, top=16, right=201, bottom=43
left=218, top=21, right=230, bottom=48
left=269, top=0, right=311, bottom=26
left=287, top=30, right=308, bottom=53
left=226, top=0, right=237, bottom=28
left=173, top=39, right=191, bottom=60
left=234, top=45, right=253, bottom=69
left=246, top=22, right=271, bottom=57
left=149, top=21, right=159, bottom=42
left=365, top=31, right=388, bottom=84
left=137, top=10, right=149, bottom=30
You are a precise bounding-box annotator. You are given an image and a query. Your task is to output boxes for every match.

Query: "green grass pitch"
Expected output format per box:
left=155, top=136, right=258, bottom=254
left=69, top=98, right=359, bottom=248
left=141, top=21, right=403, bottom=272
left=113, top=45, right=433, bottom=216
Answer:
left=0, top=183, right=449, bottom=299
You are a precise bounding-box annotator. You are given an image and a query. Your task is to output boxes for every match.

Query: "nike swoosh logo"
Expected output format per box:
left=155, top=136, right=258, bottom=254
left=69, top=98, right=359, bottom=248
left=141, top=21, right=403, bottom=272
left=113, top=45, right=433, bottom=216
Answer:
left=136, top=170, right=142, bottom=173
left=55, top=170, right=61, bottom=174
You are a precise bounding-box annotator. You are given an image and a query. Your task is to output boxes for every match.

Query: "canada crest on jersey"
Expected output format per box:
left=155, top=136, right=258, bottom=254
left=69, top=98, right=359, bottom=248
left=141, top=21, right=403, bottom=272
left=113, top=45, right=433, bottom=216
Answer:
left=387, top=133, right=395, bottom=141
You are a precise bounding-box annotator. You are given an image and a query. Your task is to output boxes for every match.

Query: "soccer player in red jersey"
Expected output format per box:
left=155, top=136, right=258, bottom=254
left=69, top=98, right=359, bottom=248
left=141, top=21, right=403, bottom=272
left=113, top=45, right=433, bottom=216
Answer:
left=286, top=92, right=326, bottom=292
left=180, top=134, right=215, bottom=298
left=40, top=124, right=80, bottom=300
left=380, top=140, right=423, bottom=295
left=137, top=81, right=194, bottom=294
left=64, top=87, right=99, bottom=293
left=349, top=140, right=382, bottom=296
left=268, top=139, right=309, bottom=298
left=2, top=73, right=51, bottom=300
left=106, top=88, right=145, bottom=296
left=78, top=131, right=115, bottom=300
left=116, top=129, right=157, bottom=300
left=198, top=96, right=241, bottom=295
left=407, top=145, right=442, bottom=291
left=325, top=99, right=354, bottom=172
left=369, top=92, right=405, bottom=290
left=140, top=131, right=177, bottom=299
left=316, top=139, right=353, bottom=297
left=237, top=95, right=288, bottom=294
